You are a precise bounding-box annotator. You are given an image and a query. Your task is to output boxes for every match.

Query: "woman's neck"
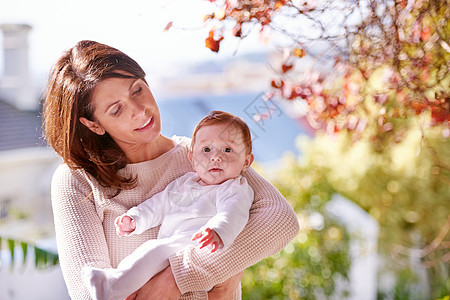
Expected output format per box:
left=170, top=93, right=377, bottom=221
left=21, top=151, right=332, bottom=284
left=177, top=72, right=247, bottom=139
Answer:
left=124, top=135, right=175, bottom=164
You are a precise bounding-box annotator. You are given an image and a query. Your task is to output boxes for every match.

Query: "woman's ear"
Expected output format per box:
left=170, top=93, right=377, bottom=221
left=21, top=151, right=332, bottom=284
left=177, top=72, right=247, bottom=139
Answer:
left=242, top=153, right=254, bottom=172
left=79, top=117, right=106, bottom=135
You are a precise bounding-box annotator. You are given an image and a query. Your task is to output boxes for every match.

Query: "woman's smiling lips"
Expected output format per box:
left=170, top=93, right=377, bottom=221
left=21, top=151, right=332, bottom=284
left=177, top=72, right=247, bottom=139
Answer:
left=135, top=117, right=153, bottom=131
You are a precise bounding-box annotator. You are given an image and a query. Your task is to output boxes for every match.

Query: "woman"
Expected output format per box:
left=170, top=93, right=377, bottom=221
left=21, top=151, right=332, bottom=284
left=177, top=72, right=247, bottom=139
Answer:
left=43, top=40, right=299, bottom=300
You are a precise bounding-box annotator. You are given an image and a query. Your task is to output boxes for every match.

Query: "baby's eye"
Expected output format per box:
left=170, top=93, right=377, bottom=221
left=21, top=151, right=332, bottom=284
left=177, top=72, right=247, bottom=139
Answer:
left=223, top=147, right=232, bottom=153
left=202, top=147, right=211, bottom=152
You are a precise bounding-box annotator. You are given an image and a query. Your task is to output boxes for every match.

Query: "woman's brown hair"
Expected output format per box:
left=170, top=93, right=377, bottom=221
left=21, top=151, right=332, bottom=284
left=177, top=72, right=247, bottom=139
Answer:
left=42, top=40, right=146, bottom=196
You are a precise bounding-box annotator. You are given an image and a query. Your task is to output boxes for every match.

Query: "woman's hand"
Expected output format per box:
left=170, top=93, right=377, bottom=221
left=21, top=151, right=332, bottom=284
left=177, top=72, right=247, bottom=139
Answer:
left=124, top=265, right=243, bottom=300
left=125, top=266, right=181, bottom=300
left=208, top=270, right=244, bottom=300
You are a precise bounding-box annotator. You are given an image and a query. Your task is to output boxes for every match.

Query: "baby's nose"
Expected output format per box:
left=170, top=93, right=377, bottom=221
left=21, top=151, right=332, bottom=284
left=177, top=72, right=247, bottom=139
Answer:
left=210, top=152, right=222, bottom=162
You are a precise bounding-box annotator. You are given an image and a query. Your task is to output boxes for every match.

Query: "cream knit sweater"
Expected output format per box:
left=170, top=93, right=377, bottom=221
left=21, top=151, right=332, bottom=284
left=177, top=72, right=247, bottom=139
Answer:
left=51, top=136, right=299, bottom=300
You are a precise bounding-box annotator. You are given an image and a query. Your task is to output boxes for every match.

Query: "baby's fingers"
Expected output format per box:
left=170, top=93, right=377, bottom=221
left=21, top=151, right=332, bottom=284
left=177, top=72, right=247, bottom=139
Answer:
left=199, top=236, right=213, bottom=249
left=191, top=230, right=204, bottom=241
left=210, top=242, right=219, bottom=253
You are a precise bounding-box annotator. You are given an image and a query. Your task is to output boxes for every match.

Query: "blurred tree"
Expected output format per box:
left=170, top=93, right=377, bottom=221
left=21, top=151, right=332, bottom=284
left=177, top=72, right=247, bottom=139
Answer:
left=243, top=161, right=352, bottom=299
left=291, top=123, right=449, bottom=298
left=189, top=0, right=449, bottom=147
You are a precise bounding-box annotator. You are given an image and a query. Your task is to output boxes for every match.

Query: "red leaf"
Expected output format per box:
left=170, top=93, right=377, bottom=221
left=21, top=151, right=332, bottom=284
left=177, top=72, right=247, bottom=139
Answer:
left=271, top=79, right=284, bottom=89
left=430, top=100, right=450, bottom=123
left=163, top=21, right=173, bottom=32
left=205, top=30, right=224, bottom=52
left=281, top=63, right=293, bottom=73
left=410, top=100, right=426, bottom=114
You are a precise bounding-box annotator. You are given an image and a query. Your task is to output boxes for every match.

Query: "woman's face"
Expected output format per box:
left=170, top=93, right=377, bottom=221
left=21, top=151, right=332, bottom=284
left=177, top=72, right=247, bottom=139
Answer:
left=83, top=75, right=162, bottom=151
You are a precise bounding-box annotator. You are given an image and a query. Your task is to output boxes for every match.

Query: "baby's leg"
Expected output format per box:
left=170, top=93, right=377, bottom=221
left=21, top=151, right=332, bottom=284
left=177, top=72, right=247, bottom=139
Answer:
left=82, top=234, right=194, bottom=300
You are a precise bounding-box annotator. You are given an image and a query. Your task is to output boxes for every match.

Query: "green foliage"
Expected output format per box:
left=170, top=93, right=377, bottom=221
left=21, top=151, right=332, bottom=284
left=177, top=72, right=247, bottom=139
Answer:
left=243, top=217, right=351, bottom=300
left=243, top=157, right=352, bottom=299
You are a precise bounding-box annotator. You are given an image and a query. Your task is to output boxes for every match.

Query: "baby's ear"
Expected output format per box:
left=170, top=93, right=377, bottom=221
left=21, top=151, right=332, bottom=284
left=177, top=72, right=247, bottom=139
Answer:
left=188, top=151, right=194, bottom=167
left=242, top=153, right=254, bottom=172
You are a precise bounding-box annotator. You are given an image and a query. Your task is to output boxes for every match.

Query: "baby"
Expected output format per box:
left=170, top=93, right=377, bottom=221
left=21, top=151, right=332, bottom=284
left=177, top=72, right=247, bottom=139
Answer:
left=83, top=110, right=255, bottom=300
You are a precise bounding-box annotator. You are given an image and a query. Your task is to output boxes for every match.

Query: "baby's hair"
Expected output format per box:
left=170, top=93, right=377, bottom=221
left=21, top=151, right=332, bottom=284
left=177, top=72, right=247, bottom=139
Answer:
left=191, top=111, right=252, bottom=154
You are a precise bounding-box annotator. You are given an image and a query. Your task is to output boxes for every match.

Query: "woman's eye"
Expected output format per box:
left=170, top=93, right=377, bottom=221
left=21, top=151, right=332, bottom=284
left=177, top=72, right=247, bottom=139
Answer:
left=133, top=86, right=142, bottom=96
left=202, top=147, right=211, bottom=153
left=223, top=147, right=232, bottom=153
left=112, top=105, right=122, bottom=116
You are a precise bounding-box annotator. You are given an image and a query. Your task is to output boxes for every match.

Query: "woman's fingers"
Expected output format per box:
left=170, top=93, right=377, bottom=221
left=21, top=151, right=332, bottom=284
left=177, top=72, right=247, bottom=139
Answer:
left=125, top=290, right=138, bottom=300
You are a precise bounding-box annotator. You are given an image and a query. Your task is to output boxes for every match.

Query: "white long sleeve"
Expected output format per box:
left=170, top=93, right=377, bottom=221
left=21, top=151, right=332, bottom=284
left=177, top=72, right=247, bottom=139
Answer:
left=126, top=176, right=183, bottom=235
left=202, top=176, right=254, bottom=248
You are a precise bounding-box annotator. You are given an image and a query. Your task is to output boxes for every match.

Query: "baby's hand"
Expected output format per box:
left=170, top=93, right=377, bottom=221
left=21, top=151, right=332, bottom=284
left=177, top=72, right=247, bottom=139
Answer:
left=115, top=215, right=136, bottom=236
left=192, top=227, right=223, bottom=253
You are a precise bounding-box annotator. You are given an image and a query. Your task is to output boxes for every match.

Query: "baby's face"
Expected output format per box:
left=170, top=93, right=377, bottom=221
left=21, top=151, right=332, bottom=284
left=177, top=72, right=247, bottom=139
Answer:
left=189, top=122, right=253, bottom=185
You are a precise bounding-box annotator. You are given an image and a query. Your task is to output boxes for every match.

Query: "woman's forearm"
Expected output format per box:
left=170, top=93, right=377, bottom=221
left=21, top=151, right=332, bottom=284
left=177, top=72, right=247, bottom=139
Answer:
left=51, top=166, right=112, bottom=299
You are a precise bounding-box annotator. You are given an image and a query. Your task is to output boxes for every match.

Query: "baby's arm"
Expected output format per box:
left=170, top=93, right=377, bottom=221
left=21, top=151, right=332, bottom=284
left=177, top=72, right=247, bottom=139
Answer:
left=115, top=214, right=136, bottom=236
left=192, top=227, right=223, bottom=253
left=123, top=175, right=188, bottom=235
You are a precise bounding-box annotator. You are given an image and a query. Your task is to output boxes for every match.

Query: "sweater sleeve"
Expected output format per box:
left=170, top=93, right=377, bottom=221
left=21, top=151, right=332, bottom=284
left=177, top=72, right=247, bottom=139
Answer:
left=51, top=164, right=111, bottom=300
left=169, top=167, right=299, bottom=293
left=202, top=177, right=254, bottom=248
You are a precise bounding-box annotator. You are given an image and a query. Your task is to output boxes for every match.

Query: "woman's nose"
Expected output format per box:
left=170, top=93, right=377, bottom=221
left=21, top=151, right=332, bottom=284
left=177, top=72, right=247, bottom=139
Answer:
left=131, top=102, right=146, bottom=119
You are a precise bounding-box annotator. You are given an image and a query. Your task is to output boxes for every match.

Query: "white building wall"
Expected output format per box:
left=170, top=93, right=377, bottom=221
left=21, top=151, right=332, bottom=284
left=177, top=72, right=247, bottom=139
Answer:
left=0, top=23, right=38, bottom=111
left=0, top=147, right=61, bottom=227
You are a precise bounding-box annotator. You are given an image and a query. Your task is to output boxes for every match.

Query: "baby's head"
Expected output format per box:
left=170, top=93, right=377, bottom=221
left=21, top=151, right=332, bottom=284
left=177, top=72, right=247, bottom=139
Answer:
left=189, top=111, right=254, bottom=185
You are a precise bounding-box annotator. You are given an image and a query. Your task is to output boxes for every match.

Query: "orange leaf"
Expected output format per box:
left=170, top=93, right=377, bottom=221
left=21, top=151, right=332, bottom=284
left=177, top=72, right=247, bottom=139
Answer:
left=293, top=48, right=306, bottom=58
left=275, top=0, right=287, bottom=9
left=205, top=30, right=224, bottom=52
left=163, top=21, right=173, bottom=32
